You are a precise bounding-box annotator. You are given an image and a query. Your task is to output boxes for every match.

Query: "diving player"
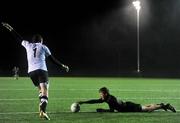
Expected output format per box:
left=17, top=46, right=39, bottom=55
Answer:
left=78, top=87, right=176, bottom=113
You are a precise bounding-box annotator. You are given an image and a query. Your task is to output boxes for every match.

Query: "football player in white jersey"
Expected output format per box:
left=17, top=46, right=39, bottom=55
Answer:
left=2, top=22, right=69, bottom=120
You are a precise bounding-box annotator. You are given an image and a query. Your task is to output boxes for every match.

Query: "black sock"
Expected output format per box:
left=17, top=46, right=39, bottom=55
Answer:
left=40, top=96, right=48, bottom=112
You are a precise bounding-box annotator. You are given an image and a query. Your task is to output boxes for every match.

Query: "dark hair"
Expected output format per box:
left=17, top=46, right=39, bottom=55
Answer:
left=32, top=34, right=43, bottom=43
left=99, top=87, right=109, bottom=94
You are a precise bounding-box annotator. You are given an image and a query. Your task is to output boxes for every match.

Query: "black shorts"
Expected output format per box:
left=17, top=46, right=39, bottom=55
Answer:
left=29, top=69, right=48, bottom=87
left=122, top=101, right=142, bottom=112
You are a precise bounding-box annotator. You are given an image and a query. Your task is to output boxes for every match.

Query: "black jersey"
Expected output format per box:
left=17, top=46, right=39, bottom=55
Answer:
left=82, top=94, right=142, bottom=112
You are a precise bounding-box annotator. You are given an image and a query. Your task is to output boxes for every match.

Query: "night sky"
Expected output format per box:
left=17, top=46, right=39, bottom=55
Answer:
left=1, top=0, right=180, bottom=77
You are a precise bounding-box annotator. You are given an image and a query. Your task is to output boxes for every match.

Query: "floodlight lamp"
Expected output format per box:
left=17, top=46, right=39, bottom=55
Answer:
left=133, top=1, right=141, bottom=11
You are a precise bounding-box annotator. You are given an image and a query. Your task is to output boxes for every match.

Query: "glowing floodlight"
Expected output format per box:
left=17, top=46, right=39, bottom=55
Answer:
left=133, top=1, right=141, bottom=11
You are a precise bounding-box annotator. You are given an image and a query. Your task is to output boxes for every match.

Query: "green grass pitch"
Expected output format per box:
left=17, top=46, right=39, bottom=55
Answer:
left=0, top=77, right=179, bottom=123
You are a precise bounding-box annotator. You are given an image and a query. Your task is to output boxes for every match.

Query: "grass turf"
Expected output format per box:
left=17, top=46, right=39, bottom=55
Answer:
left=0, top=77, right=179, bottom=123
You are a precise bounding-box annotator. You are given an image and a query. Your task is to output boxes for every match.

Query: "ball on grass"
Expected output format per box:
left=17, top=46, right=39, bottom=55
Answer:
left=71, top=103, right=80, bottom=113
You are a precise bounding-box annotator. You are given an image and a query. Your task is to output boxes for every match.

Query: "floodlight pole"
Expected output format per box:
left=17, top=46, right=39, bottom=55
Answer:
left=133, top=1, right=141, bottom=73
left=137, top=7, right=140, bottom=73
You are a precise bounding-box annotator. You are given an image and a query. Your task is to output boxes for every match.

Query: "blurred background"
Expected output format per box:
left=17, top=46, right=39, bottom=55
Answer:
left=1, top=0, right=180, bottom=77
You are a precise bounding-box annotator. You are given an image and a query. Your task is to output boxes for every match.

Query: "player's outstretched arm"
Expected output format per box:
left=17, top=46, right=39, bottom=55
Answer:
left=1, top=22, right=23, bottom=42
left=78, top=99, right=104, bottom=104
left=48, top=55, right=69, bottom=72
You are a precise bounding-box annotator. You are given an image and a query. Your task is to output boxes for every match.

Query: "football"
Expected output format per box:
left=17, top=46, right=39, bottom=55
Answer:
left=71, top=103, right=80, bottom=113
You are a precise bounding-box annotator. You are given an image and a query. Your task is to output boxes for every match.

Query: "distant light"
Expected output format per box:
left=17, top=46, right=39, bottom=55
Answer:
left=133, top=1, right=141, bottom=11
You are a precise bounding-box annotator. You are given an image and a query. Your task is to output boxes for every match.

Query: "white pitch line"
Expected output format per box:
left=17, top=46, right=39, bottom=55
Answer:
left=0, top=97, right=180, bottom=101
left=0, top=112, right=39, bottom=115
left=0, top=110, right=179, bottom=115
left=0, top=89, right=179, bottom=93
left=0, top=111, right=71, bottom=115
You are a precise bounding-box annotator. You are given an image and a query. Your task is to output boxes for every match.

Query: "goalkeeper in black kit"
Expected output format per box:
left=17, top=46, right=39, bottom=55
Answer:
left=78, top=87, right=176, bottom=113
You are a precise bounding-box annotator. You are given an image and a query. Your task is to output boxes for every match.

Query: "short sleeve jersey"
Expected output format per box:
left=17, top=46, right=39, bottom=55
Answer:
left=21, top=40, right=51, bottom=73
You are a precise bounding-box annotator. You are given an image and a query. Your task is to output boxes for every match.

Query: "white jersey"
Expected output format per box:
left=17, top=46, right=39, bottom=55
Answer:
left=21, top=40, right=51, bottom=73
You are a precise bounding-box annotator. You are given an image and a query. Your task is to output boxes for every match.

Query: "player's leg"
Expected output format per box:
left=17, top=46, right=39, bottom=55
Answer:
left=142, top=104, right=162, bottom=112
left=142, top=103, right=167, bottom=112
left=163, top=103, right=176, bottom=112
left=29, top=70, right=50, bottom=120
left=38, top=86, right=42, bottom=97
left=29, top=71, right=42, bottom=110
left=38, top=86, right=42, bottom=112
left=39, top=82, right=49, bottom=113
left=15, top=73, right=18, bottom=80
left=14, top=72, right=17, bottom=80
left=38, top=70, right=50, bottom=120
left=39, top=82, right=50, bottom=120
left=141, top=103, right=176, bottom=112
